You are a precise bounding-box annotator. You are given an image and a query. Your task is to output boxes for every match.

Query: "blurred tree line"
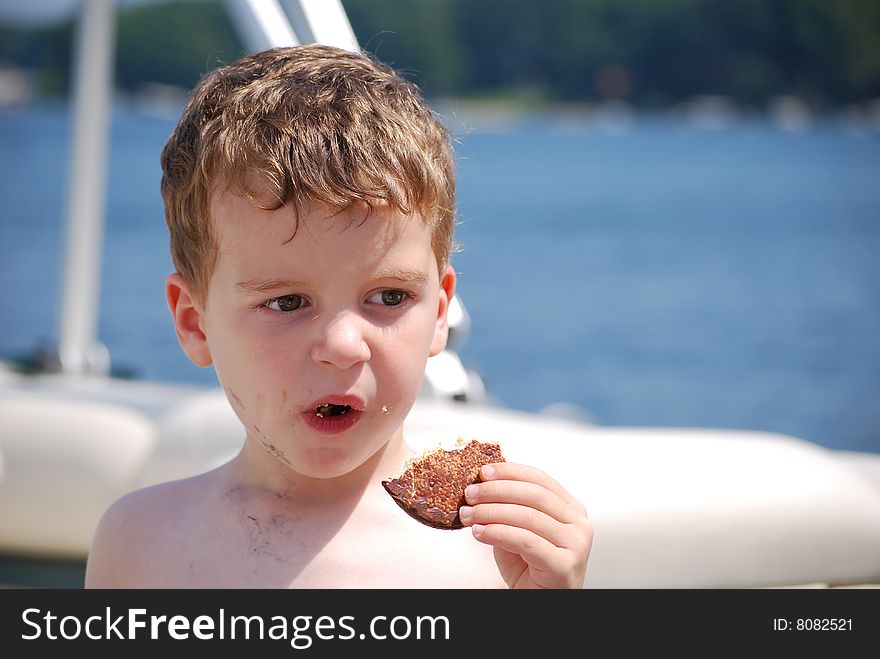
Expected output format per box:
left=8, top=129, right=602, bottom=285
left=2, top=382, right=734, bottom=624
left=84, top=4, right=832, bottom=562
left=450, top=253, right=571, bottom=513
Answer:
left=1, top=0, right=878, bottom=110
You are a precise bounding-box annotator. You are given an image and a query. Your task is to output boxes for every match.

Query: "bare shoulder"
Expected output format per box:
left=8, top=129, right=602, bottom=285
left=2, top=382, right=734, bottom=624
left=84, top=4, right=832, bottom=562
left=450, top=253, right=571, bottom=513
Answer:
left=84, top=472, right=215, bottom=588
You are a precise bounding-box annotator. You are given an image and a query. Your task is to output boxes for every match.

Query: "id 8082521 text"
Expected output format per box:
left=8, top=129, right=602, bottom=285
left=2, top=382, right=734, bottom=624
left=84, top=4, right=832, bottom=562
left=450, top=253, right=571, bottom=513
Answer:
left=772, top=618, right=853, bottom=631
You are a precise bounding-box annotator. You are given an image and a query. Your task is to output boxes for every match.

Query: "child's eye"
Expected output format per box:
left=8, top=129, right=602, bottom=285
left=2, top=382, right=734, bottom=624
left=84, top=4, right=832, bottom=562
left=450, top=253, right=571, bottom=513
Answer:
left=265, top=294, right=306, bottom=312
left=368, top=289, right=407, bottom=306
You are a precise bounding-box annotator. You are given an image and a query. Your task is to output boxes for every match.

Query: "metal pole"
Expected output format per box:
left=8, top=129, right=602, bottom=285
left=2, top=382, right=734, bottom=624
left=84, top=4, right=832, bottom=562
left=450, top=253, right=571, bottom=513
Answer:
left=223, top=0, right=299, bottom=52
left=57, top=0, right=115, bottom=375
left=280, top=0, right=359, bottom=51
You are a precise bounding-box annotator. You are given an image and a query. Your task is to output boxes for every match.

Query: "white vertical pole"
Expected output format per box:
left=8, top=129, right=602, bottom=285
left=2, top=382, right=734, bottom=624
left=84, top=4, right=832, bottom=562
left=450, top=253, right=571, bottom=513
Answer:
left=280, top=0, right=360, bottom=51
left=58, top=0, right=115, bottom=375
left=222, top=0, right=299, bottom=52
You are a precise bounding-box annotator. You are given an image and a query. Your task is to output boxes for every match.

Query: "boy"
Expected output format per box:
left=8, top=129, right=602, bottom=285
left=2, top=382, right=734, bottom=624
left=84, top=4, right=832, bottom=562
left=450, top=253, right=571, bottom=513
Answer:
left=85, top=45, right=592, bottom=588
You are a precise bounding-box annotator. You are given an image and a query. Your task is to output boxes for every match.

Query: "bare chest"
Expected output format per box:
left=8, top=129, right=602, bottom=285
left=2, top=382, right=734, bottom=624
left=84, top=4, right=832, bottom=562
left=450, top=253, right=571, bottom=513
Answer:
left=152, top=496, right=504, bottom=589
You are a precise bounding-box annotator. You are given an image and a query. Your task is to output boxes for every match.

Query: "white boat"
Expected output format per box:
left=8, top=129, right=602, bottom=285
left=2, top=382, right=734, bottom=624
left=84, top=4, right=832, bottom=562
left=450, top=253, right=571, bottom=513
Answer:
left=1, top=0, right=879, bottom=589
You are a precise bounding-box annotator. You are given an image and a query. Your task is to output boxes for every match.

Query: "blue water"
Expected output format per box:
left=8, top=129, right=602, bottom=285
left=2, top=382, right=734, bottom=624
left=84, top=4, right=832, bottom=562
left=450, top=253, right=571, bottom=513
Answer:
left=2, top=103, right=879, bottom=453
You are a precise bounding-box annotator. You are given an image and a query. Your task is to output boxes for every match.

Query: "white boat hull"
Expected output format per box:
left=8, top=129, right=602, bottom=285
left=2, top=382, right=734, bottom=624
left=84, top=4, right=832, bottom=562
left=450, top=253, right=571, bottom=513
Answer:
left=2, top=366, right=878, bottom=588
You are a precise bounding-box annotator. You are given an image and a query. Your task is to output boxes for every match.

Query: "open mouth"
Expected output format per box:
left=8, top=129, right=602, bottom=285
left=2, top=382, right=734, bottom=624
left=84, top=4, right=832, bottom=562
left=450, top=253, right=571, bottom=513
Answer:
left=304, top=398, right=364, bottom=434
left=314, top=403, right=353, bottom=418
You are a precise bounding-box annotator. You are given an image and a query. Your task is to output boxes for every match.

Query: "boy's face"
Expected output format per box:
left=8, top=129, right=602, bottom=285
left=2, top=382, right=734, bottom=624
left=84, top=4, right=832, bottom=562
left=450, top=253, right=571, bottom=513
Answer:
left=168, top=188, right=455, bottom=480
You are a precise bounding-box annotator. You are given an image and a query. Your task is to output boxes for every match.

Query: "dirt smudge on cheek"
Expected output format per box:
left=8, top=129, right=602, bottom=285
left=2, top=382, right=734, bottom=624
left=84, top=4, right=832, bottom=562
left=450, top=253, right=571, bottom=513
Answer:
left=227, top=387, right=246, bottom=410
left=252, top=424, right=293, bottom=467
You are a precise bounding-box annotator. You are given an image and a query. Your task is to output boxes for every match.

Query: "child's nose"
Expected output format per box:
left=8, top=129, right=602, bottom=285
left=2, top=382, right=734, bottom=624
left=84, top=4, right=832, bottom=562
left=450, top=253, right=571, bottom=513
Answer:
left=310, top=311, right=371, bottom=369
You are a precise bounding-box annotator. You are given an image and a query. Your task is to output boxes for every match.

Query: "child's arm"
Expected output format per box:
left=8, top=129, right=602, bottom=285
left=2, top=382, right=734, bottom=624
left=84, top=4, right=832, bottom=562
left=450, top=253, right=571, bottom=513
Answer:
left=458, top=462, right=593, bottom=589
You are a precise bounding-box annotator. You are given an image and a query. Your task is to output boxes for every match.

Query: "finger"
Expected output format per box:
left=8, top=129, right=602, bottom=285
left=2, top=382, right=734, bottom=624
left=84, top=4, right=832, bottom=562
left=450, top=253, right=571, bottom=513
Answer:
left=471, top=523, right=565, bottom=583
left=479, top=462, right=581, bottom=507
left=459, top=502, right=575, bottom=548
left=466, top=477, right=583, bottom=526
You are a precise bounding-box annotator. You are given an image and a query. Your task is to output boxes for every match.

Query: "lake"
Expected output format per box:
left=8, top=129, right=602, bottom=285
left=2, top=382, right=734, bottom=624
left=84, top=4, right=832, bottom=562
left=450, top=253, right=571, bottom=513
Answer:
left=1, top=102, right=878, bottom=453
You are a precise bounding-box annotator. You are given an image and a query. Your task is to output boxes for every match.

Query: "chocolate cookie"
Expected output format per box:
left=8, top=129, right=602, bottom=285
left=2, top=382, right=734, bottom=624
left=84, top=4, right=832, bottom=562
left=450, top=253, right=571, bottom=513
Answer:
left=382, top=439, right=505, bottom=529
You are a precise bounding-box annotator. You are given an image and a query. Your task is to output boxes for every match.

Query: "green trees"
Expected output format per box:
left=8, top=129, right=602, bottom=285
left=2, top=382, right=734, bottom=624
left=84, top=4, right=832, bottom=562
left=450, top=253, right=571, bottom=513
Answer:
left=1, top=0, right=878, bottom=109
left=344, top=0, right=880, bottom=109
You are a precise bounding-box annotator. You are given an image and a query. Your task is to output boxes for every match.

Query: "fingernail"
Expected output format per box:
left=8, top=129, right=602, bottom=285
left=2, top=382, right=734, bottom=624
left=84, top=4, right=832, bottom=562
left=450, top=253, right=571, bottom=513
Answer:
left=458, top=505, right=474, bottom=523
left=464, top=484, right=478, bottom=502
left=481, top=464, right=495, bottom=479
left=472, top=523, right=486, bottom=538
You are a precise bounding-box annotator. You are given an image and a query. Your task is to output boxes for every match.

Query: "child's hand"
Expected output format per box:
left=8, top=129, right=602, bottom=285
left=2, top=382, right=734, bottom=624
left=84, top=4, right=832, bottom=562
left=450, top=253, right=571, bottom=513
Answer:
left=459, top=462, right=593, bottom=589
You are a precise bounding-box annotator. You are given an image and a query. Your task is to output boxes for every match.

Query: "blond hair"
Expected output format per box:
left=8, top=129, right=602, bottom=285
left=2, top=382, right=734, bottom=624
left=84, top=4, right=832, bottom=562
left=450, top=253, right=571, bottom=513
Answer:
left=161, top=44, right=455, bottom=303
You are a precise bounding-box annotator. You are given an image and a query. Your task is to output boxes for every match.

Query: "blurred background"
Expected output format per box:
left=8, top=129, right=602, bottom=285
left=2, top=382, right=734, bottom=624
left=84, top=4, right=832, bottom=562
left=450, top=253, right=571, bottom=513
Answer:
left=1, top=0, right=879, bottom=453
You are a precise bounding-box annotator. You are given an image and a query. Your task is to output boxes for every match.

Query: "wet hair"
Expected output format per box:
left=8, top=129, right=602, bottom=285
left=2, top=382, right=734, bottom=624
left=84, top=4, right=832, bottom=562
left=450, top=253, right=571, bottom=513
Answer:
left=160, top=44, right=455, bottom=303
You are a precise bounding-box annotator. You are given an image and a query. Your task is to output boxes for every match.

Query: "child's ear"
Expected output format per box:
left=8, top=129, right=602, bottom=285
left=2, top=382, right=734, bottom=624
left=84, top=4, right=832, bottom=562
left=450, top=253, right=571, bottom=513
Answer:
left=166, top=273, right=213, bottom=367
left=429, top=265, right=457, bottom=357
